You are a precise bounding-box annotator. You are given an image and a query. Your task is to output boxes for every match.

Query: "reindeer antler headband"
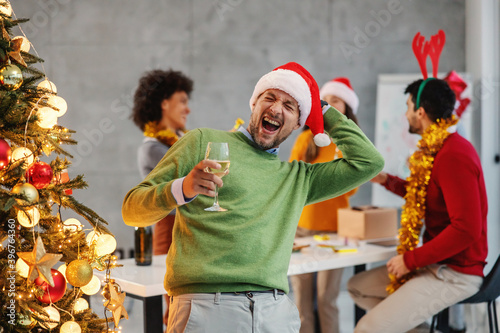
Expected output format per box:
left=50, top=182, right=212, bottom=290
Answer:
left=412, top=29, right=446, bottom=109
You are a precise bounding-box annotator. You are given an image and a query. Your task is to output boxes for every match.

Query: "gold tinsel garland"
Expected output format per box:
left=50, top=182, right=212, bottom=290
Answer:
left=387, top=115, right=458, bottom=294
left=143, top=118, right=245, bottom=146
left=143, top=121, right=186, bottom=147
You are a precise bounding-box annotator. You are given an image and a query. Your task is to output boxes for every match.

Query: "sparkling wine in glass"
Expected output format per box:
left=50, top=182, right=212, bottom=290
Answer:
left=204, top=142, right=230, bottom=212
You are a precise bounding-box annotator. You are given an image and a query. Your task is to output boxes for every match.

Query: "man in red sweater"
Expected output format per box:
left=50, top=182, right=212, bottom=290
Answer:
left=348, top=78, right=488, bottom=333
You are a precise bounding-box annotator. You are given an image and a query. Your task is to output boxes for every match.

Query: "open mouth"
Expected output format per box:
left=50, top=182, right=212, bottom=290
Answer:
left=262, top=116, right=281, bottom=132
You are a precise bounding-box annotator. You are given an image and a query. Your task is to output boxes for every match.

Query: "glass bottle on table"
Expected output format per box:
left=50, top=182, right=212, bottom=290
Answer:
left=134, top=226, right=152, bottom=266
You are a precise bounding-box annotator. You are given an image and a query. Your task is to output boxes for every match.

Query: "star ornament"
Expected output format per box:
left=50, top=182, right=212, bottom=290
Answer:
left=104, top=284, right=128, bottom=326
left=17, top=236, right=62, bottom=287
left=8, top=38, right=27, bottom=67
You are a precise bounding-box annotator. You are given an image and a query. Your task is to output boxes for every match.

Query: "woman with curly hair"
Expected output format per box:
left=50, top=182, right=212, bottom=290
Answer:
left=131, top=68, right=193, bottom=325
left=132, top=69, right=193, bottom=252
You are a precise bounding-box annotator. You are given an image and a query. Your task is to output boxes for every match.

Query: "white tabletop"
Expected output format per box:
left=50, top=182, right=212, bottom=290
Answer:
left=96, top=255, right=168, bottom=297
left=288, top=236, right=397, bottom=275
left=95, top=235, right=397, bottom=298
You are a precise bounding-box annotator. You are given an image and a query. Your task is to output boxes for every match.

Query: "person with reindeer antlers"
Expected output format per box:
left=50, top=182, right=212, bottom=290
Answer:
left=347, top=30, right=488, bottom=333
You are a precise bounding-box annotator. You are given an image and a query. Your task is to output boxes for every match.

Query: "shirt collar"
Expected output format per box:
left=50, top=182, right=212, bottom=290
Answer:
left=238, top=127, right=280, bottom=155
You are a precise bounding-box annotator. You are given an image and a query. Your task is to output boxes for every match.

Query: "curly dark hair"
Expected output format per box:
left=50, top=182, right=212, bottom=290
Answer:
left=405, top=79, right=456, bottom=122
left=131, top=69, right=193, bottom=131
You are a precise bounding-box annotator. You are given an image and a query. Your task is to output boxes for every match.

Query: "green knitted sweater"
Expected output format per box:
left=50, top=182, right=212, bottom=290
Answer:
left=122, top=108, right=384, bottom=296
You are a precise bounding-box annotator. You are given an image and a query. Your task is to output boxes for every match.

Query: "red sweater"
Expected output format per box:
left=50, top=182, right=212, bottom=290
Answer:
left=384, top=133, right=488, bottom=277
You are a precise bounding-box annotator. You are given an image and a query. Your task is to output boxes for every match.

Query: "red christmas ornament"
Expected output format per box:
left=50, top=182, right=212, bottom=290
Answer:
left=54, top=169, right=73, bottom=195
left=25, top=161, right=53, bottom=189
left=0, top=138, right=11, bottom=170
left=34, top=269, right=67, bottom=304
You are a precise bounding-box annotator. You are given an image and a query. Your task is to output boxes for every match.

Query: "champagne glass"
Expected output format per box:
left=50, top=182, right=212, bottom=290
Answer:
left=204, top=142, right=230, bottom=212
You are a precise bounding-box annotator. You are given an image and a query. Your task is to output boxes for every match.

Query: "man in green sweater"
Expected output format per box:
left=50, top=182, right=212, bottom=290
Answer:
left=122, top=62, right=384, bottom=332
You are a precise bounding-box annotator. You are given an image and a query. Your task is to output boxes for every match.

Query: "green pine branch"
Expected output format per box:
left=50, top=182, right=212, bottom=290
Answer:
left=62, top=195, right=111, bottom=235
left=0, top=6, right=121, bottom=332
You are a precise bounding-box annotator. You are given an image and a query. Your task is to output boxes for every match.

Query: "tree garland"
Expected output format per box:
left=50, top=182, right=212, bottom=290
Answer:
left=143, top=121, right=186, bottom=147
left=387, top=115, right=458, bottom=294
left=143, top=118, right=245, bottom=146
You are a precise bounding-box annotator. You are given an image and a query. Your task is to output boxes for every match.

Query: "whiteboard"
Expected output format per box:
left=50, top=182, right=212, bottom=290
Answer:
left=371, top=73, right=473, bottom=208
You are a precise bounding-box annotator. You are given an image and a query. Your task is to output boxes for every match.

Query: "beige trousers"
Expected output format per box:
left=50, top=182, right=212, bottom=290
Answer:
left=347, top=264, right=482, bottom=333
left=167, top=291, right=300, bottom=333
left=290, top=227, right=343, bottom=333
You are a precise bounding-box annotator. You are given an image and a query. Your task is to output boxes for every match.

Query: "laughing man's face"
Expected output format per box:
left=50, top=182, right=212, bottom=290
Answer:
left=248, top=89, right=301, bottom=150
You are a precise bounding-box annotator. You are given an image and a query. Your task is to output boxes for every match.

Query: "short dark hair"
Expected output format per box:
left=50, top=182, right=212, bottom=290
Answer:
left=131, top=69, right=193, bottom=131
left=405, top=79, right=456, bottom=122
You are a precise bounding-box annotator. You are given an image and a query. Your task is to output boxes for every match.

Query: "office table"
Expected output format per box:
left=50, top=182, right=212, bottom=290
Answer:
left=94, top=236, right=396, bottom=333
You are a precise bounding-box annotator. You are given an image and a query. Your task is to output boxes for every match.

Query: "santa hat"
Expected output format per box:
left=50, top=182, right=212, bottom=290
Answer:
left=249, top=62, right=330, bottom=147
left=319, top=77, right=359, bottom=114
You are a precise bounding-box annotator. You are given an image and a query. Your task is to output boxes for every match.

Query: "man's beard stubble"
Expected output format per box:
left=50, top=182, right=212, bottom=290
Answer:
left=248, top=118, right=290, bottom=150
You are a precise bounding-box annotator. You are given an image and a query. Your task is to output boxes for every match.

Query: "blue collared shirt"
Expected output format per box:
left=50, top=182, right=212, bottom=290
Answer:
left=238, top=126, right=279, bottom=155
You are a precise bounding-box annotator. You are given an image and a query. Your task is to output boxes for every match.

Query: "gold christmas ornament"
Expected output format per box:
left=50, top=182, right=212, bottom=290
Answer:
left=60, top=321, right=81, bottom=333
left=39, top=306, right=60, bottom=330
left=104, top=284, right=129, bottom=327
left=0, top=1, right=12, bottom=16
left=81, top=275, right=101, bottom=295
left=62, top=217, right=82, bottom=233
left=387, top=116, right=458, bottom=294
left=11, top=182, right=39, bottom=204
left=16, top=258, right=30, bottom=278
left=17, top=236, right=62, bottom=286
left=17, top=207, right=40, bottom=228
left=0, top=64, right=23, bottom=90
left=94, top=234, right=117, bottom=257
left=47, top=95, right=67, bottom=117
left=11, top=147, right=35, bottom=166
left=73, top=297, right=89, bottom=313
left=38, top=78, right=57, bottom=93
left=66, top=259, right=93, bottom=287
left=57, top=263, right=67, bottom=276
left=37, top=106, right=58, bottom=129
left=86, top=230, right=101, bottom=245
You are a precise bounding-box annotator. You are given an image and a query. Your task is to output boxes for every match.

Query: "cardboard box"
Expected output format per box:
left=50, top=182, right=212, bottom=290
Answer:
left=337, top=206, right=398, bottom=240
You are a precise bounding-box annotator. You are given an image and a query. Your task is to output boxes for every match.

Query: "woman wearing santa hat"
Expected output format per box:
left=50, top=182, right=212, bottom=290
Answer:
left=289, top=77, right=360, bottom=333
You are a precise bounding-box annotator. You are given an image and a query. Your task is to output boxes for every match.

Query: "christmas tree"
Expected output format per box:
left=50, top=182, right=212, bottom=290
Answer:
left=0, top=1, right=126, bottom=332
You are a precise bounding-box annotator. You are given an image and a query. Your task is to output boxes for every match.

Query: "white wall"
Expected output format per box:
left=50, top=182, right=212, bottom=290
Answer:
left=465, top=0, right=500, bottom=271
left=11, top=0, right=472, bottom=258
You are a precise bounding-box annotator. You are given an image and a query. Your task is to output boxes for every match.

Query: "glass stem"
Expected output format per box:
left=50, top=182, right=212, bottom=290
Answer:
left=213, top=185, right=220, bottom=207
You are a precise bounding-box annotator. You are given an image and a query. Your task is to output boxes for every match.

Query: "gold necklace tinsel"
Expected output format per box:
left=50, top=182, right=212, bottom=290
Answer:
left=143, top=121, right=186, bottom=146
left=387, top=115, right=458, bottom=294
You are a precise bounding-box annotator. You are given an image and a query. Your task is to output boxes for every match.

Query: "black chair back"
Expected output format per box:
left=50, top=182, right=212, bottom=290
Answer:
left=430, top=255, right=500, bottom=333
left=463, top=255, right=500, bottom=304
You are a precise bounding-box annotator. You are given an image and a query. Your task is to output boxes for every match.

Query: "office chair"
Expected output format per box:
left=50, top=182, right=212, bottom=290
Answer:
left=430, top=255, right=500, bottom=333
